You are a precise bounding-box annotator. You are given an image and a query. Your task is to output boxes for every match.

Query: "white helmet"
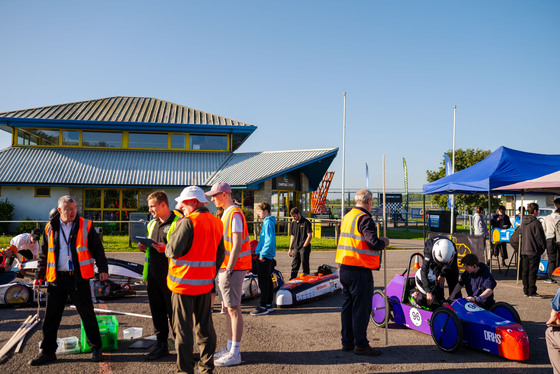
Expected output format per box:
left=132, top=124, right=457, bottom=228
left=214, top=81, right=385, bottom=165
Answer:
left=415, top=268, right=436, bottom=295
left=432, top=238, right=456, bottom=266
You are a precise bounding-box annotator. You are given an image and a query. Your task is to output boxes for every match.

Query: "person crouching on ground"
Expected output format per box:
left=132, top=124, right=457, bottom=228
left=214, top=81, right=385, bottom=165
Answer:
left=251, top=202, right=277, bottom=316
left=449, top=253, right=496, bottom=308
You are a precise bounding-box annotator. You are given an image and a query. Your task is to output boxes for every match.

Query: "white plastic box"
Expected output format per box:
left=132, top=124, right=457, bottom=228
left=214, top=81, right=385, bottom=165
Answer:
left=39, top=337, right=81, bottom=355
left=123, top=327, right=143, bottom=340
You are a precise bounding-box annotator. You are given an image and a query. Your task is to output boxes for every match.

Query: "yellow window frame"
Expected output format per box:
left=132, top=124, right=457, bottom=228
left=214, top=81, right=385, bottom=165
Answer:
left=34, top=187, right=51, bottom=197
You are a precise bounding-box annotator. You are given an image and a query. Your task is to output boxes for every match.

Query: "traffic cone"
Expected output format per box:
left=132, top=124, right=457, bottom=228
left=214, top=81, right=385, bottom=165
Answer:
left=412, top=256, right=420, bottom=270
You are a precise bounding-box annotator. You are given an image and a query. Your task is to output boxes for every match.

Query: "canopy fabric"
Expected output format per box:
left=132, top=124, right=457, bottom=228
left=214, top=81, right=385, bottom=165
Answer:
left=494, top=170, right=560, bottom=193
left=423, top=146, right=560, bottom=195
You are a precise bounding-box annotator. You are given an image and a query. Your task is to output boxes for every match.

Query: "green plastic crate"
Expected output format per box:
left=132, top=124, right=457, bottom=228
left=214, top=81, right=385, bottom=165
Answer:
left=80, top=315, right=119, bottom=353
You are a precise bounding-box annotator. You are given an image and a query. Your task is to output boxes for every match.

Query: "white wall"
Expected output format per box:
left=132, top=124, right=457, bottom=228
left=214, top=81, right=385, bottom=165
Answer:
left=1, top=186, right=70, bottom=221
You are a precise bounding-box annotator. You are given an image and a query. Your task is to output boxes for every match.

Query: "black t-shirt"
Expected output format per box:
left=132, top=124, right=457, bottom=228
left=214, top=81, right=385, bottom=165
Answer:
left=148, top=214, right=176, bottom=278
left=291, top=216, right=312, bottom=250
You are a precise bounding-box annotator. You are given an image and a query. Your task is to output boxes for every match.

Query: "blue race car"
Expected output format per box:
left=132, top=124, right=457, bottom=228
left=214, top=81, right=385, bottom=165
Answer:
left=371, top=253, right=529, bottom=361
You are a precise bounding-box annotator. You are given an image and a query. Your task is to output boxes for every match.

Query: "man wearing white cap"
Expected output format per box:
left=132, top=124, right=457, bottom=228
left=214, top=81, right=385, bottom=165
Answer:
left=205, top=182, right=252, bottom=367
left=165, top=186, right=225, bottom=374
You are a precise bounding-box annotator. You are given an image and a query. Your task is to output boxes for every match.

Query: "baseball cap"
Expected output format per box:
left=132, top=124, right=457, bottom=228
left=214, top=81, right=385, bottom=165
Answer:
left=175, top=186, right=209, bottom=204
left=30, top=228, right=41, bottom=241
left=205, top=182, right=232, bottom=197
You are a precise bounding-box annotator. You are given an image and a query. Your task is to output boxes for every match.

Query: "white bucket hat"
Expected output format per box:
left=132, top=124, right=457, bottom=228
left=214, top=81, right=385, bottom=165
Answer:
left=175, top=186, right=209, bottom=204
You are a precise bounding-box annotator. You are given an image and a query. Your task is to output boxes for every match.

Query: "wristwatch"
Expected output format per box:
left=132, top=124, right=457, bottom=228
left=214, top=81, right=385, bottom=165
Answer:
left=226, top=270, right=232, bottom=276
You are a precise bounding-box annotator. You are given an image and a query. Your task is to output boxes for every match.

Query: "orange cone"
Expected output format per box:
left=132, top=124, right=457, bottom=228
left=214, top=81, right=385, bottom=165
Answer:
left=412, top=256, right=420, bottom=270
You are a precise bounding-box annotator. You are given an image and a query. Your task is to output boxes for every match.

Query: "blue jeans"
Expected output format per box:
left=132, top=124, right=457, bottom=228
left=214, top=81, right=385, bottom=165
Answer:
left=340, top=267, right=373, bottom=348
left=0, top=271, right=17, bottom=285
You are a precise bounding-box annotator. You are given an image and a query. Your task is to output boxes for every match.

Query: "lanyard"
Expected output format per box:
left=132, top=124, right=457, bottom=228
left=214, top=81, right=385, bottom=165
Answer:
left=60, top=222, right=74, bottom=270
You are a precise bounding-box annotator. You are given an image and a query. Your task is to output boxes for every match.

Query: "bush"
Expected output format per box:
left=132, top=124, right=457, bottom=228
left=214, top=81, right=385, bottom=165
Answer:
left=0, top=198, right=15, bottom=235
left=17, top=218, right=41, bottom=234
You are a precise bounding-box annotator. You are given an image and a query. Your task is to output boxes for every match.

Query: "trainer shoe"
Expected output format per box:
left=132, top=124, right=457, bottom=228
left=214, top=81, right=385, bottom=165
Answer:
left=544, top=279, right=556, bottom=284
left=266, top=304, right=275, bottom=312
left=250, top=306, right=269, bottom=316
left=529, top=293, right=542, bottom=298
left=341, top=344, right=355, bottom=351
left=214, top=352, right=242, bottom=367
left=29, top=353, right=57, bottom=366
left=214, top=347, right=229, bottom=360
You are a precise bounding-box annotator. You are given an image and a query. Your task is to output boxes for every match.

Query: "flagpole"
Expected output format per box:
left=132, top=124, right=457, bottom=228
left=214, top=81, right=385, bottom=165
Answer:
left=382, top=154, right=388, bottom=345
left=341, top=93, right=347, bottom=218
left=450, top=105, right=456, bottom=234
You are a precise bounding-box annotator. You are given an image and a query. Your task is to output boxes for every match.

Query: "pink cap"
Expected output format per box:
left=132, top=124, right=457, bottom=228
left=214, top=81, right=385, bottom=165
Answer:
left=205, top=182, right=232, bottom=196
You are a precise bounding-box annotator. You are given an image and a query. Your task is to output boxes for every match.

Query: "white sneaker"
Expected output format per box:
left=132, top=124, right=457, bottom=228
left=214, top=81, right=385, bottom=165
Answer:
left=214, top=352, right=241, bottom=367
left=214, top=347, right=229, bottom=360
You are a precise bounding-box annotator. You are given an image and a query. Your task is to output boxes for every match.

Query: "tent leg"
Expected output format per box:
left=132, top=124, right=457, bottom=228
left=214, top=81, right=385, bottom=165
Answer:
left=488, top=191, right=492, bottom=272
left=423, top=195, right=426, bottom=242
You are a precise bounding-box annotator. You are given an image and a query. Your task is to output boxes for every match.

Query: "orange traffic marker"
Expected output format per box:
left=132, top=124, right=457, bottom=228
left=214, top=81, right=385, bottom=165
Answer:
left=412, top=256, right=420, bottom=270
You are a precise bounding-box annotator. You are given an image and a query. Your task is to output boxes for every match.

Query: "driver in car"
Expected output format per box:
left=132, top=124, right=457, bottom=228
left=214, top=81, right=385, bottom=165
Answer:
left=418, top=236, right=460, bottom=306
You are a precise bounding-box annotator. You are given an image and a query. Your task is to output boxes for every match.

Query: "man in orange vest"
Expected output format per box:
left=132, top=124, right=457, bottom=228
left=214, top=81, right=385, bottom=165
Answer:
left=165, top=186, right=225, bottom=374
left=29, top=195, right=108, bottom=366
left=336, top=189, right=389, bottom=356
left=0, top=244, right=19, bottom=285
left=205, top=182, right=251, bottom=367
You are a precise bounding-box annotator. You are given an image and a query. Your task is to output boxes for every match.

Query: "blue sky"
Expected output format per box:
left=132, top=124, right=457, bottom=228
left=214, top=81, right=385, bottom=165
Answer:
left=1, top=1, right=558, bottom=193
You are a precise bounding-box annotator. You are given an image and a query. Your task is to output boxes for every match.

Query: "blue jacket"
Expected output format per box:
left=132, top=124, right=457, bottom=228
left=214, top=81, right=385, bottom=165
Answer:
left=256, top=215, right=276, bottom=259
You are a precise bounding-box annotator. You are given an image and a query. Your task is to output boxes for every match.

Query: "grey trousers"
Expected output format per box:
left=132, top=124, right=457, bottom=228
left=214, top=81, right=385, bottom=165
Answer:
left=172, top=292, right=216, bottom=374
left=546, top=326, right=560, bottom=374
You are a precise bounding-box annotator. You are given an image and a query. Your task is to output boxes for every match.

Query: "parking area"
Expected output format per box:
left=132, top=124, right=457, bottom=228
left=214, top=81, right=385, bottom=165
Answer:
left=0, top=247, right=555, bottom=373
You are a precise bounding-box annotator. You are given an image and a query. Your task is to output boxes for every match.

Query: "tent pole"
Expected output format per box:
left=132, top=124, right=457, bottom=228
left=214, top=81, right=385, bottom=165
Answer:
left=382, top=155, right=388, bottom=346
left=423, top=194, right=426, bottom=242
left=517, top=193, right=524, bottom=284
left=488, top=191, right=491, bottom=272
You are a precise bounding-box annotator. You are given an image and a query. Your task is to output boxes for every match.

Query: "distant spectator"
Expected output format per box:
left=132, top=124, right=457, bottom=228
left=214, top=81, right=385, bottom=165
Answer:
left=288, top=207, right=313, bottom=279
left=544, top=198, right=560, bottom=284
left=10, top=228, right=41, bottom=260
left=491, top=205, right=511, bottom=267
left=473, top=206, right=489, bottom=237
left=521, top=203, right=546, bottom=298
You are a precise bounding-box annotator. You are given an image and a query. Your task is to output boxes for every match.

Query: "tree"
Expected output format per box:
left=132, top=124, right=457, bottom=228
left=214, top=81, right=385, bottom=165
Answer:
left=426, top=149, right=501, bottom=212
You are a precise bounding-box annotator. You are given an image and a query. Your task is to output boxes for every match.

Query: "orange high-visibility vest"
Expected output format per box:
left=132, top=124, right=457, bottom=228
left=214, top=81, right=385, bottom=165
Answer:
left=45, top=217, right=95, bottom=282
left=335, top=208, right=380, bottom=270
left=167, top=211, right=223, bottom=295
left=0, top=249, right=6, bottom=268
left=221, top=206, right=251, bottom=271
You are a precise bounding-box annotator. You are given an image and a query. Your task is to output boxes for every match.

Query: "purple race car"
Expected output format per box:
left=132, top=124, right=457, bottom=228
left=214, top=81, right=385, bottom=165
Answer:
left=371, top=253, right=529, bottom=361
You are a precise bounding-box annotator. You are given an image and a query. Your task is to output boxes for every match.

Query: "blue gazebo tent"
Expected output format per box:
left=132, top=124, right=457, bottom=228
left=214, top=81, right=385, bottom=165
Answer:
left=423, top=146, right=560, bottom=195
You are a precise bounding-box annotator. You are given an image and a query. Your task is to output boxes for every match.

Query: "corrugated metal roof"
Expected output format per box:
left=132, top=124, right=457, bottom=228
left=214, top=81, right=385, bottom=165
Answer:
left=0, top=147, right=231, bottom=187
left=0, top=147, right=338, bottom=189
left=0, top=97, right=254, bottom=127
left=206, top=148, right=339, bottom=186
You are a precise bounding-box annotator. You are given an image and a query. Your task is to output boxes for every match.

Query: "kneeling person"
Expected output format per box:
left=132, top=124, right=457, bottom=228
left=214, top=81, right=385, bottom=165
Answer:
left=449, top=253, right=496, bottom=308
left=410, top=268, right=445, bottom=310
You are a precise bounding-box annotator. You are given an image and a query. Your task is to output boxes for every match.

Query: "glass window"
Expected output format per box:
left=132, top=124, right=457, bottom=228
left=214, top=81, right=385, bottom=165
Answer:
left=17, top=128, right=59, bottom=146
left=85, top=190, right=102, bottom=208
left=122, top=190, right=138, bottom=210
left=82, top=131, right=122, bottom=148
left=35, top=187, right=50, bottom=197
left=103, top=189, right=120, bottom=209
left=129, top=132, right=168, bottom=149
left=189, top=134, right=228, bottom=151
left=83, top=210, right=101, bottom=221
left=62, top=130, right=80, bottom=146
left=170, top=134, right=186, bottom=149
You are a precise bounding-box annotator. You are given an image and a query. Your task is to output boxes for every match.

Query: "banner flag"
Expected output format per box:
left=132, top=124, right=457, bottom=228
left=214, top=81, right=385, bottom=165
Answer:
left=444, top=153, right=455, bottom=210
left=366, top=163, right=369, bottom=190
left=403, top=158, right=409, bottom=212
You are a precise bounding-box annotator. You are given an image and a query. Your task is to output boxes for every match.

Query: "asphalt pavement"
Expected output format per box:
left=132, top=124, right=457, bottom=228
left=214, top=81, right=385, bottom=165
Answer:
left=0, top=242, right=555, bottom=373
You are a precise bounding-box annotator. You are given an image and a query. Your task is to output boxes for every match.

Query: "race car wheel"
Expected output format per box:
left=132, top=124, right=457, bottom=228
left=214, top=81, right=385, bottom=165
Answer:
left=371, top=290, right=390, bottom=327
left=489, top=302, right=522, bottom=324
left=430, top=307, right=463, bottom=352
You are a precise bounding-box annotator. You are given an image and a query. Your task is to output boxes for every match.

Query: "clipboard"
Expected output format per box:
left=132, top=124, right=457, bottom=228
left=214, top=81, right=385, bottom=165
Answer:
left=131, top=236, right=157, bottom=248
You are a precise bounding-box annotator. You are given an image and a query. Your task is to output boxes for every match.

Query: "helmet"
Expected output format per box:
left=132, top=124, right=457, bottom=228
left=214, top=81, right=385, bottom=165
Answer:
left=415, top=268, right=436, bottom=295
left=432, top=238, right=456, bottom=266
left=49, top=207, right=59, bottom=220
